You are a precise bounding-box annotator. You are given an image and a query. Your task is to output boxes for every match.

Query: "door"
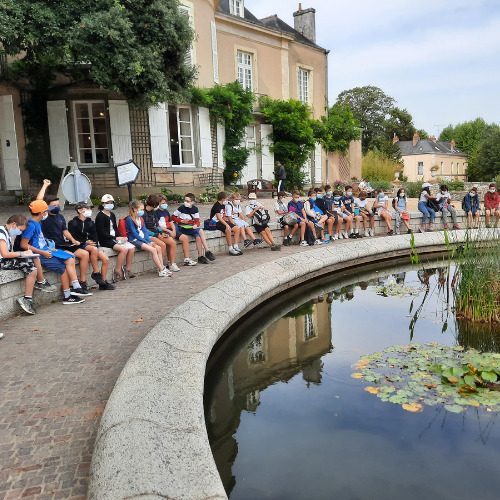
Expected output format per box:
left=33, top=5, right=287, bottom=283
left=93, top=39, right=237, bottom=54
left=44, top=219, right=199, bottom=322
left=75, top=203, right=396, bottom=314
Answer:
left=0, top=95, right=22, bottom=190
left=240, top=125, right=257, bottom=185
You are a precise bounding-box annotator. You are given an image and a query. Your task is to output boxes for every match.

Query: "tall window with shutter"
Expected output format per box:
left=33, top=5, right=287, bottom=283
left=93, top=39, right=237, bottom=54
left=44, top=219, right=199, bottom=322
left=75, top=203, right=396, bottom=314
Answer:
left=211, top=21, right=219, bottom=84
left=179, top=3, right=194, bottom=66
left=298, top=68, right=310, bottom=104
left=168, top=105, right=195, bottom=166
left=237, top=51, right=253, bottom=91
left=73, top=101, right=109, bottom=165
left=230, top=0, right=244, bottom=17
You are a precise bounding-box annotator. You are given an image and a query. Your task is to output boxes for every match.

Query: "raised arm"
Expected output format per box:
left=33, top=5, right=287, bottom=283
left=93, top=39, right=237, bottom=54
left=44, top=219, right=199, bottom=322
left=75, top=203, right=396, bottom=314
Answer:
left=36, top=179, right=52, bottom=201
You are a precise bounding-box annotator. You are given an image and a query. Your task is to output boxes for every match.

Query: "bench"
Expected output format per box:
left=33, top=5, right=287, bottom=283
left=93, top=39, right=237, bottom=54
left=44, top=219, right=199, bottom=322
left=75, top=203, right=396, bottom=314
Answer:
left=247, top=179, right=277, bottom=198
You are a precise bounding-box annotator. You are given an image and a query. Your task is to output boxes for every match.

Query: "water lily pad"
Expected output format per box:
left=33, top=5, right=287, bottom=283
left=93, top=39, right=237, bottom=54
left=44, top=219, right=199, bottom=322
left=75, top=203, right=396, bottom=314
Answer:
left=402, top=403, right=423, bottom=413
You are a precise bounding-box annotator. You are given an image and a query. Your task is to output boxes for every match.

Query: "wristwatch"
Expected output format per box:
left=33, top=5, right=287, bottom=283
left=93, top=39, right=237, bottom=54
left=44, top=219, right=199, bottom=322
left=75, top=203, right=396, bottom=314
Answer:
left=19, top=251, right=23, bottom=258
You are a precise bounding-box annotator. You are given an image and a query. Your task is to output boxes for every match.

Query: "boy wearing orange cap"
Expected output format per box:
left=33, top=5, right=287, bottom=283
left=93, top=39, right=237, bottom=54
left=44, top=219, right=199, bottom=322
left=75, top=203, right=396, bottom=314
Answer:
left=20, top=200, right=92, bottom=305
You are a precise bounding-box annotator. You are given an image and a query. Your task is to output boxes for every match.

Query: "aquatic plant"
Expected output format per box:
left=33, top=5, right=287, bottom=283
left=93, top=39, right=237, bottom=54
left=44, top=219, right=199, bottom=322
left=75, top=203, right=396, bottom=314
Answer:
left=352, top=343, right=500, bottom=414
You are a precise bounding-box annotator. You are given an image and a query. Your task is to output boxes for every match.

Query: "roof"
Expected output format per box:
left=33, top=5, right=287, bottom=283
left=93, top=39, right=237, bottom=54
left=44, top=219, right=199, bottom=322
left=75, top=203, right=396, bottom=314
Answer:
left=397, top=140, right=468, bottom=157
left=217, top=1, right=325, bottom=51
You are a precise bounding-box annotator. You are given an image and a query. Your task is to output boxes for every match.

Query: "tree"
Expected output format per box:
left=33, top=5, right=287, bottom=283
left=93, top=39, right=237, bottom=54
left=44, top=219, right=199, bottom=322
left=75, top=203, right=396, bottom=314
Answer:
left=471, top=128, right=500, bottom=181
left=336, top=86, right=395, bottom=153
left=260, top=97, right=317, bottom=190
left=313, top=103, right=361, bottom=154
left=384, top=107, right=416, bottom=142
left=0, top=0, right=195, bottom=104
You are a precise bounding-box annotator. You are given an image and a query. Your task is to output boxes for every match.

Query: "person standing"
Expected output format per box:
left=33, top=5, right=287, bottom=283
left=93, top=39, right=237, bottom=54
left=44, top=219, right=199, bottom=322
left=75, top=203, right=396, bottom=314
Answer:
left=275, top=161, right=287, bottom=193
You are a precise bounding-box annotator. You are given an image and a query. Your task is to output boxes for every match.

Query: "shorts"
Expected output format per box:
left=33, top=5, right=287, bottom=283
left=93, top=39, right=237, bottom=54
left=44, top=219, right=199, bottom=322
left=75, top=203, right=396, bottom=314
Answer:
left=129, top=240, right=146, bottom=249
left=465, top=209, right=479, bottom=215
left=0, top=258, right=36, bottom=275
left=253, top=223, right=268, bottom=234
left=57, top=243, right=87, bottom=252
left=39, top=255, right=67, bottom=274
left=216, top=221, right=234, bottom=233
left=233, top=219, right=249, bottom=228
left=179, top=226, right=201, bottom=238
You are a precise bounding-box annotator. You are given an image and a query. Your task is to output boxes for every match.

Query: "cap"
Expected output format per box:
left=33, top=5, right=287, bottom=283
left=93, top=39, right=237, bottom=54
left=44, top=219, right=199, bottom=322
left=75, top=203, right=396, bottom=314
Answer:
left=422, top=182, right=432, bottom=189
left=29, top=200, right=49, bottom=213
left=101, top=194, right=115, bottom=203
left=248, top=193, right=257, bottom=200
left=75, top=202, right=89, bottom=211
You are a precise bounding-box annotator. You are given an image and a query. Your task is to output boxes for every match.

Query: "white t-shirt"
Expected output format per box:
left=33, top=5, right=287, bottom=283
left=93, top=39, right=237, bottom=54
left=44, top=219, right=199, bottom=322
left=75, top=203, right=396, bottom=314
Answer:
left=0, top=225, right=11, bottom=261
left=274, top=200, right=287, bottom=214
left=435, top=192, right=451, bottom=207
left=355, top=198, right=369, bottom=209
left=419, top=191, right=430, bottom=202
left=226, top=201, right=243, bottom=220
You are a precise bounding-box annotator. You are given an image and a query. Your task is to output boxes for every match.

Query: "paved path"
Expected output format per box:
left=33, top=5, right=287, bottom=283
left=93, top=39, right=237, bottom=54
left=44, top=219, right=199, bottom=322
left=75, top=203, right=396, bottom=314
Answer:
left=0, top=240, right=329, bottom=499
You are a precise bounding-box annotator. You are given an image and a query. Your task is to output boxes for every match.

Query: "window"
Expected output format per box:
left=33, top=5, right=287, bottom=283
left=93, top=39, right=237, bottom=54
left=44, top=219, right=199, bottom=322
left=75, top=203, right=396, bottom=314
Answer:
left=304, top=314, right=317, bottom=341
left=168, top=105, right=194, bottom=166
left=230, top=0, right=244, bottom=17
left=73, top=101, right=109, bottom=165
left=451, top=162, right=454, bottom=175
left=298, top=68, right=310, bottom=104
left=248, top=333, right=265, bottom=364
left=237, top=50, right=253, bottom=91
left=417, top=161, right=424, bottom=176
left=179, top=4, right=194, bottom=65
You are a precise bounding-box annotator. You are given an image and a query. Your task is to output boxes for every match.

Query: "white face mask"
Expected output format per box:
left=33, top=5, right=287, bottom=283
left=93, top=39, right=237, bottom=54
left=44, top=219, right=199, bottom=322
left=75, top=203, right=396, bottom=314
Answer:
left=346, top=191, right=353, bottom=197
left=83, top=210, right=92, bottom=218
left=184, top=201, right=193, bottom=208
left=42, top=213, right=49, bottom=221
left=103, top=203, right=114, bottom=211
left=490, top=188, right=496, bottom=193
left=470, top=192, right=476, bottom=197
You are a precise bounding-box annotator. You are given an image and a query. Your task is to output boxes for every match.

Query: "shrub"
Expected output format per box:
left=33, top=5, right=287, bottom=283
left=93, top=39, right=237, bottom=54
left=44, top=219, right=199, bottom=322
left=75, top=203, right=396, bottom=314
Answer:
left=402, top=182, right=423, bottom=198
left=160, top=188, right=183, bottom=203
left=362, top=150, right=398, bottom=182
left=370, top=180, right=392, bottom=192
left=436, top=178, right=465, bottom=191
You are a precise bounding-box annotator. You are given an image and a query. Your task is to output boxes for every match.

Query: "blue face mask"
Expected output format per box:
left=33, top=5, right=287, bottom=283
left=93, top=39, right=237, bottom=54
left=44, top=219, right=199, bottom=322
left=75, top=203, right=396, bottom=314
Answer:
left=137, top=210, right=145, bottom=217
left=48, top=205, right=60, bottom=215
left=310, top=196, right=317, bottom=202
left=317, top=194, right=324, bottom=199
left=159, top=203, right=168, bottom=210
left=103, top=204, right=114, bottom=211
left=9, top=227, right=22, bottom=237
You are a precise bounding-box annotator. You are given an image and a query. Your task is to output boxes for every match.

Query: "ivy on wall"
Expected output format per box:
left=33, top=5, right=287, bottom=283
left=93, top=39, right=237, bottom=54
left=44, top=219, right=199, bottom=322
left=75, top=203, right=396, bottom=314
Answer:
left=192, top=81, right=254, bottom=185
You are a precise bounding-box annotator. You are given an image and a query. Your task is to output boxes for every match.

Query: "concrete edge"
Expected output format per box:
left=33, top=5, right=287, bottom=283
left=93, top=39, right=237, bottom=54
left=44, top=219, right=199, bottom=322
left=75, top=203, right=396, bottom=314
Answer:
left=88, top=229, right=499, bottom=500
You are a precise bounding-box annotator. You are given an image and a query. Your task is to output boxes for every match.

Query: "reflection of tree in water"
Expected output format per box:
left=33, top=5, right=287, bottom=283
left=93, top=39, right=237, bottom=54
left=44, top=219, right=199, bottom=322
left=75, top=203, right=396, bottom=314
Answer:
left=457, top=320, right=500, bottom=353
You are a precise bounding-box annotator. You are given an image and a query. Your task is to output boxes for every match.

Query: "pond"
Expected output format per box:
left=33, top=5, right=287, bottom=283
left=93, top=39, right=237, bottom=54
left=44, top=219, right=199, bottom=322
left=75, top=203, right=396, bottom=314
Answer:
left=204, top=262, right=500, bottom=500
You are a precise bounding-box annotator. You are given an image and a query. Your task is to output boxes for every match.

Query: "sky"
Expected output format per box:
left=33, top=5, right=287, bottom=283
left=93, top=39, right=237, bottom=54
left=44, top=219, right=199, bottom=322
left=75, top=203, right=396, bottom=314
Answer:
left=246, top=0, right=500, bottom=136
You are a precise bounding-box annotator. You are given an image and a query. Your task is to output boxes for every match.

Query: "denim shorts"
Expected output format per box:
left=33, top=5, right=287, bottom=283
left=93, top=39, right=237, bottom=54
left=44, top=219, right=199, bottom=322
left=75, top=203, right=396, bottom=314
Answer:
left=179, top=227, right=201, bottom=238
left=39, top=255, right=67, bottom=274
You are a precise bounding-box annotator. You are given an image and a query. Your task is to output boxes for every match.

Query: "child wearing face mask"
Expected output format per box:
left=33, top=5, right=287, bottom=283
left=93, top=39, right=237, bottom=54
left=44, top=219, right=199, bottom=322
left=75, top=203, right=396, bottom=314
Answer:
left=0, top=214, right=39, bottom=314
left=392, top=188, right=412, bottom=234
left=173, top=193, right=216, bottom=265
left=68, top=203, right=115, bottom=290
left=304, top=189, right=326, bottom=244
left=126, top=200, right=171, bottom=277
left=288, top=192, right=314, bottom=245
left=417, top=183, right=436, bottom=233
left=374, top=189, right=394, bottom=235
left=328, top=191, right=346, bottom=240
left=342, top=186, right=362, bottom=238
left=462, top=187, right=481, bottom=227
left=36, top=179, right=91, bottom=289
left=225, top=192, right=262, bottom=249
left=484, top=183, right=499, bottom=228
left=21, top=199, right=90, bottom=305
left=435, top=185, right=460, bottom=230
left=354, top=191, right=375, bottom=237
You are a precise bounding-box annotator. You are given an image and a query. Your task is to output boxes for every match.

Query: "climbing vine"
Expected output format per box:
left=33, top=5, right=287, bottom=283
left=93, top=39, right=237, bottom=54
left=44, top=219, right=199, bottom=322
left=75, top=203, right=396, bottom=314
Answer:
left=192, top=82, right=254, bottom=185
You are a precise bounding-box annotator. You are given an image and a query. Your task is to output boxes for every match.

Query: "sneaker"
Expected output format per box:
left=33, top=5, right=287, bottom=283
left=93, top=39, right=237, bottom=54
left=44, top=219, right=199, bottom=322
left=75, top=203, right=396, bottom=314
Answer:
left=299, top=240, right=308, bottom=246
left=233, top=245, right=243, bottom=254
left=158, top=267, right=172, bottom=277
left=349, top=233, right=356, bottom=239
left=63, top=295, right=85, bottom=305
left=407, top=229, right=413, bottom=234
left=34, top=280, right=57, bottom=293
left=70, top=287, right=93, bottom=297
left=270, top=244, right=281, bottom=251
left=170, top=263, right=180, bottom=272
left=99, top=281, right=115, bottom=290
left=253, top=239, right=264, bottom=246
left=205, top=250, right=216, bottom=261
left=283, top=236, right=291, bottom=246
left=332, top=234, right=339, bottom=240
left=229, top=247, right=241, bottom=256
left=244, top=239, right=253, bottom=248
left=342, top=232, right=349, bottom=239
left=121, top=265, right=128, bottom=280
left=183, top=258, right=197, bottom=266
left=91, top=272, right=105, bottom=286
left=387, top=230, right=394, bottom=236
left=452, top=224, right=460, bottom=230
left=17, top=297, right=36, bottom=315
left=419, top=226, right=426, bottom=233
left=314, top=239, right=323, bottom=245
left=198, top=255, right=210, bottom=264
left=443, top=224, right=448, bottom=230
left=112, top=270, right=124, bottom=282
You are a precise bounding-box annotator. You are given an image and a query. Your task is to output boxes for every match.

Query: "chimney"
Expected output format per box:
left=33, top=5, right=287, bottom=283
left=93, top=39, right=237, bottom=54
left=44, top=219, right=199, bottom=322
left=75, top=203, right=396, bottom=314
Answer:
left=450, top=139, right=456, bottom=152
left=412, top=132, right=420, bottom=147
left=392, top=133, right=400, bottom=144
left=293, top=4, right=316, bottom=43
left=429, top=135, right=437, bottom=142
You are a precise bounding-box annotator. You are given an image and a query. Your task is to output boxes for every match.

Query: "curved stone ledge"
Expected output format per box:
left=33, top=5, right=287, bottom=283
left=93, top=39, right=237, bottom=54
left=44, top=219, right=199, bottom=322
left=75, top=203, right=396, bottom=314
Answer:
left=89, top=229, right=499, bottom=500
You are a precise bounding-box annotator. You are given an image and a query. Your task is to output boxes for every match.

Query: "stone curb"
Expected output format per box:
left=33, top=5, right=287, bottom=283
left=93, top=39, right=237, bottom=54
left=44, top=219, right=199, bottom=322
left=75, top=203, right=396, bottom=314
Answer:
left=88, top=229, right=499, bottom=500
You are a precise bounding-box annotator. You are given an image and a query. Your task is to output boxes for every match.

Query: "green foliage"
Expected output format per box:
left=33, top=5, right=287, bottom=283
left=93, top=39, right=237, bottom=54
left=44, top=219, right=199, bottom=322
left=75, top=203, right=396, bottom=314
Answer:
left=385, top=107, right=416, bottom=141
left=362, top=150, right=398, bottom=182
left=474, top=128, right=500, bottom=181
left=436, top=178, right=465, bottom=191
left=260, top=97, right=316, bottom=190
left=160, top=188, right=183, bottom=203
left=193, top=82, right=254, bottom=184
left=0, top=0, right=195, bottom=104
left=353, top=343, right=500, bottom=414
left=416, top=129, right=429, bottom=139
left=198, top=184, right=220, bottom=204
left=313, top=103, right=361, bottom=154
left=402, top=181, right=423, bottom=198
left=370, top=180, right=392, bottom=192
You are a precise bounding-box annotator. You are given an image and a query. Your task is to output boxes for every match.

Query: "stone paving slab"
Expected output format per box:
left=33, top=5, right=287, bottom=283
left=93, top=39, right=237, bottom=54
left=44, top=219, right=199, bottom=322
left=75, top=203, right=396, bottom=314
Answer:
left=0, top=240, right=321, bottom=500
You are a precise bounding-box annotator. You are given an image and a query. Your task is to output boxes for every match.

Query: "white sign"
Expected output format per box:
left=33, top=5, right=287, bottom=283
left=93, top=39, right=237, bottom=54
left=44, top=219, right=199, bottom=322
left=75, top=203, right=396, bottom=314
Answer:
left=116, top=160, right=140, bottom=186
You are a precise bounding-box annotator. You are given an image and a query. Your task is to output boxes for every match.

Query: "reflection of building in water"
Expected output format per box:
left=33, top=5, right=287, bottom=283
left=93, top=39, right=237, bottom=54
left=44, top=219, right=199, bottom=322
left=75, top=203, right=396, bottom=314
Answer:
left=207, top=299, right=332, bottom=494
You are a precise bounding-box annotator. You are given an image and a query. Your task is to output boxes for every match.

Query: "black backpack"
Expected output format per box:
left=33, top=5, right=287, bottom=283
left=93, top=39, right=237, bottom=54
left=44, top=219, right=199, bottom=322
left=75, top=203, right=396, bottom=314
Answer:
left=305, top=225, right=316, bottom=245
left=253, top=208, right=271, bottom=225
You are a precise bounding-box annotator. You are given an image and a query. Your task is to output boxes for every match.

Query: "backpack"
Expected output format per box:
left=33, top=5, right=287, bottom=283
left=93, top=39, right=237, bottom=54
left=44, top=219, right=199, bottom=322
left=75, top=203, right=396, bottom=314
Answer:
left=204, top=218, right=218, bottom=231
left=305, top=225, right=316, bottom=245
left=117, top=217, right=128, bottom=238
left=253, top=208, right=270, bottom=226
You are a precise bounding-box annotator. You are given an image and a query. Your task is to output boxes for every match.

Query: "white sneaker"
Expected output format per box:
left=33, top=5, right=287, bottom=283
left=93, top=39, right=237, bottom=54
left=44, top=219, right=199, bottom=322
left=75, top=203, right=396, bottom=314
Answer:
left=158, top=267, right=172, bottom=277
left=170, top=263, right=180, bottom=272
left=342, top=232, right=349, bottom=239
left=183, top=258, right=197, bottom=266
left=300, top=240, right=309, bottom=246
left=229, top=247, right=240, bottom=256
left=314, top=239, right=323, bottom=245
left=333, top=234, right=339, bottom=240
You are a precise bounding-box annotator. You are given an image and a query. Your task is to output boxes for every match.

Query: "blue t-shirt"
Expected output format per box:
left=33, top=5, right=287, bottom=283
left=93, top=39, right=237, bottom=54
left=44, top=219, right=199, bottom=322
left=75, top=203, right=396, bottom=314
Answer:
left=288, top=200, right=304, bottom=215
left=342, top=195, right=355, bottom=213
left=22, top=219, right=49, bottom=250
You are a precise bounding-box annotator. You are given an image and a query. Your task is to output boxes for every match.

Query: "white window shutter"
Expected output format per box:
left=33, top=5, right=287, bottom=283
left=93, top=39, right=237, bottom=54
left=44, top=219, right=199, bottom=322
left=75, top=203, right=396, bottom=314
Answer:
left=108, top=100, right=132, bottom=164
left=211, top=21, right=219, bottom=83
left=148, top=103, right=170, bottom=167
left=47, top=100, right=71, bottom=169
left=217, top=123, right=225, bottom=169
left=314, top=143, right=322, bottom=185
left=260, top=124, right=274, bottom=181
left=0, top=95, right=22, bottom=190
left=198, top=107, right=212, bottom=168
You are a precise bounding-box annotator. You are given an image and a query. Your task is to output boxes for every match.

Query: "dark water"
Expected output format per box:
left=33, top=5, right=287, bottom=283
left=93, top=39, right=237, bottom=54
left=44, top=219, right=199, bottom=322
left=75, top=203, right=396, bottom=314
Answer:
left=204, top=264, right=500, bottom=500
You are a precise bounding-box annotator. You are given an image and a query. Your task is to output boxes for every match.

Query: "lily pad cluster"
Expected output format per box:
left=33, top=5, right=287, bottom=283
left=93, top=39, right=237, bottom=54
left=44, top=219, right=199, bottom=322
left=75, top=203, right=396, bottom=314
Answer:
left=375, top=282, right=422, bottom=298
left=352, top=343, right=500, bottom=414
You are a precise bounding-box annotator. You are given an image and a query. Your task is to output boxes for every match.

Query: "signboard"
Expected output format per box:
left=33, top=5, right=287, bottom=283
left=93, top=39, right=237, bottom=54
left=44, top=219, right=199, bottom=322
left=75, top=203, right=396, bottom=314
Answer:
left=115, top=160, right=140, bottom=187
left=61, top=165, right=92, bottom=204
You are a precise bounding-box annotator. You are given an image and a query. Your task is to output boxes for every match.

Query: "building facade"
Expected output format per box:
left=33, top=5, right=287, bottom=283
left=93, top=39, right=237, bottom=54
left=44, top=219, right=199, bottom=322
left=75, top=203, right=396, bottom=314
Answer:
left=0, top=1, right=359, bottom=198
left=395, top=133, right=468, bottom=183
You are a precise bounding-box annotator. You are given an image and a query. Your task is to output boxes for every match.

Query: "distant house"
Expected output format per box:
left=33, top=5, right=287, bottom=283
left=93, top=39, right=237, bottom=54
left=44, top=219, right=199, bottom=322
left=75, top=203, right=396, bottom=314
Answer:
left=394, top=133, right=468, bottom=182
